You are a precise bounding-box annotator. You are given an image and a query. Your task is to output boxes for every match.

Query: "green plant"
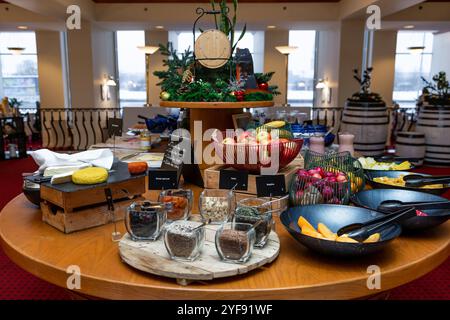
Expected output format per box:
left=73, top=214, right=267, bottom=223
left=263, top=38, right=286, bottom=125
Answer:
left=421, top=72, right=450, bottom=105
left=353, top=67, right=372, bottom=93
left=8, top=98, right=22, bottom=109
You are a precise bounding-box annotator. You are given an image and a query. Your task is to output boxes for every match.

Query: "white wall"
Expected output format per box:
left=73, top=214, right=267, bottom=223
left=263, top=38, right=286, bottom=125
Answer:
left=91, top=24, right=117, bottom=109
left=145, top=30, right=168, bottom=107
left=35, top=30, right=66, bottom=108
left=431, top=32, right=450, bottom=76
left=315, top=28, right=341, bottom=108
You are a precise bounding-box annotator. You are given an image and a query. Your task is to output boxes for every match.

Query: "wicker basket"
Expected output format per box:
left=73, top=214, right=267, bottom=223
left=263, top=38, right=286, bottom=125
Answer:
left=304, top=150, right=365, bottom=193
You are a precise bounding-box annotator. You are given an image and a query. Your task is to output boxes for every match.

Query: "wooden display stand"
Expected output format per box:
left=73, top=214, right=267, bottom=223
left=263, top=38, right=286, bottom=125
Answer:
left=204, top=157, right=303, bottom=211
left=40, top=163, right=146, bottom=233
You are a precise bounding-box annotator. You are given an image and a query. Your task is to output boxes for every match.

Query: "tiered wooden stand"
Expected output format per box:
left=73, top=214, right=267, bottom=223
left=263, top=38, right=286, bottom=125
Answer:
left=160, top=101, right=275, bottom=169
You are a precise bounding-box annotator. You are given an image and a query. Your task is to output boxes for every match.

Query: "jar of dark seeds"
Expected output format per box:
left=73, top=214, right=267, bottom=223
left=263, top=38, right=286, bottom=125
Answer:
left=235, top=198, right=273, bottom=248
left=215, top=222, right=255, bottom=263
left=164, top=221, right=205, bottom=261
left=199, top=189, right=234, bottom=224
left=125, top=201, right=167, bottom=241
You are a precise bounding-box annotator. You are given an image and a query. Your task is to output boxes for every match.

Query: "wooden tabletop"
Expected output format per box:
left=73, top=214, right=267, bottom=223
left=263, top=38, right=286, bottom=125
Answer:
left=0, top=185, right=449, bottom=300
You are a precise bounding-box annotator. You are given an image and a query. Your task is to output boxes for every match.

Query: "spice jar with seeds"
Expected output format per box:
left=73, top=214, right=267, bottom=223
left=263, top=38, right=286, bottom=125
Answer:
left=215, top=222, right=255, bottom=263
left=125, top=201, right=167, bottom=241
left=159, top=189, right=193, bottom=221
left=164, top=220, right=205, bottom=261
left=199, top=189, right=234, bottom=224
left=235, top=197, right=273, bottom=248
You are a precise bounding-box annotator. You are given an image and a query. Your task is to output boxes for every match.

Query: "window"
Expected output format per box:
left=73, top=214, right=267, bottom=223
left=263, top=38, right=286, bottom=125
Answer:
left=0, top=32, right=39, bottom=109
left=393, top=31, right=433, bottom=108
left=116, top=31, right=146, bottom=107
left=168, top=30, right=264, bottom=72
left=288, top=30, right=317, bottom=107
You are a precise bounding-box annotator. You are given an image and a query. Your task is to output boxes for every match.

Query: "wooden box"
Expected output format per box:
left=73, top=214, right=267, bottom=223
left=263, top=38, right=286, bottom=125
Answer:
left=204, top=158, right=302, bottom=211
left=40, top=162, right=146, bottom=233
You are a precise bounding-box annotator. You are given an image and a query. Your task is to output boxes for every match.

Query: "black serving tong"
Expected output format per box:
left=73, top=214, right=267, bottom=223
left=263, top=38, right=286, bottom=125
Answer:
left=336, top=207, right=417, bottom=242
left=377, top=199, right=450, bottom=212
left=403, top=174, right=450, bottom=188
left=374, top=155, right=421, bottom=163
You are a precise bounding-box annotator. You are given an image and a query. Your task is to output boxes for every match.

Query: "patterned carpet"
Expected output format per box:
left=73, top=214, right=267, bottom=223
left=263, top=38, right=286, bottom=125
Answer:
left=0, top=156, right=448, bottom=300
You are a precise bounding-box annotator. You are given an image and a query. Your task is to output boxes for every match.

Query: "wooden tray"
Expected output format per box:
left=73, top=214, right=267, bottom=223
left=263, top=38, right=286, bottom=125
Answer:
left=160, top=101, right=275, bottom=109
left=119, top=224, right=280, bottom=285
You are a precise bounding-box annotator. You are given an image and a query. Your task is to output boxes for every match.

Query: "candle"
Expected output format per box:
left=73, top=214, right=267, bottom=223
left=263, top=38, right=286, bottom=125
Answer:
left=338, top=133, right=355, bottom=156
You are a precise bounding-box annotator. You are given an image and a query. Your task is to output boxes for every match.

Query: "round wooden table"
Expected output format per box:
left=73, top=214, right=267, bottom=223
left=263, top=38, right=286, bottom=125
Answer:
left=0, top=188, right=449, bottom=300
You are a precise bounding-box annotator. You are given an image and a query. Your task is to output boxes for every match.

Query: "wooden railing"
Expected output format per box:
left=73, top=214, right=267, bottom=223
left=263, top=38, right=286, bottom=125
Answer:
left=39, top=108, right=121, bottom=150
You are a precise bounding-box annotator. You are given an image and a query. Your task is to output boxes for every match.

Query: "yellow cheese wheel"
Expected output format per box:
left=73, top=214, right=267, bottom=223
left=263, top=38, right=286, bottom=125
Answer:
left=72, top=167, right=108, bottom=185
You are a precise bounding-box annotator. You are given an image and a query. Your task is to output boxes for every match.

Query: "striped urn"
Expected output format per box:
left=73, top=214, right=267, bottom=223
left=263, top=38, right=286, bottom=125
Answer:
left=395, top=132, right=426, bottom=165
left=416, top=104, right=450, bottom=166
left=341, top=99, right=388, bottom=156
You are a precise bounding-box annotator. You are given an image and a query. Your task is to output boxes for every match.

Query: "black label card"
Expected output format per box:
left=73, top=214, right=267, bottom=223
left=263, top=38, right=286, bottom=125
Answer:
left=148, top=169, right=178, bottom=190
left=219, top=169, right=248, bottom=190
left=107, top=118, right=122, bottom=137
left=256, top=175, right=286, bottom=197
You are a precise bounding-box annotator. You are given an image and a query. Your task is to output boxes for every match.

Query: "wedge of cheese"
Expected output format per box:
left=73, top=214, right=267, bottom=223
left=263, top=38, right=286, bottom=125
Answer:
left=50, top=172, right=74, bottom=185
left=43, top=164, right=91, bottom=177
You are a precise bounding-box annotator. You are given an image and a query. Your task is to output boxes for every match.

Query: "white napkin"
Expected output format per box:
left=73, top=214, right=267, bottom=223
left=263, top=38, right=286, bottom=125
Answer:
left=31, top=149, right=114, bottom=174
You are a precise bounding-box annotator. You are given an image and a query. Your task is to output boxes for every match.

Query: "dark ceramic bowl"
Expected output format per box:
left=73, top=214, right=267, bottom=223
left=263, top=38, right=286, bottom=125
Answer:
left=351, top=189, right=450, bottom=231
left=280, top=204, right=401, bottom=257
left=365, top=170, right=450, bottom=195
left=23, top=178, right=41, bottom=206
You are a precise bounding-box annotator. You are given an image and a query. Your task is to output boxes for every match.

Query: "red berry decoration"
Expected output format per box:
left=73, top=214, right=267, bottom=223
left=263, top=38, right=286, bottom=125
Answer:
left=234, top=90, right=245, bottom=101
left=258, top=82, right=269, bottom=91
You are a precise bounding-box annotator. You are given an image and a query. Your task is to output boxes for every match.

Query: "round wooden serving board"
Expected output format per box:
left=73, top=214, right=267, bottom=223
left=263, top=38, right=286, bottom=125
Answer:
left=194, top=29, right=231, bottom=69
left=119, top=224, right=280, bottom=284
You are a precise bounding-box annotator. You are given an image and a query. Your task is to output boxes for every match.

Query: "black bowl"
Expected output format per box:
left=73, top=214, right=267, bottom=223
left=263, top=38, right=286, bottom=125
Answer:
left=23, top=178, right=41, bottom=206
left=365, top=170, right=450, bottom=195
left=351, top=189, right=450, bottom=231
left=280, top=205, right=401, bottom=257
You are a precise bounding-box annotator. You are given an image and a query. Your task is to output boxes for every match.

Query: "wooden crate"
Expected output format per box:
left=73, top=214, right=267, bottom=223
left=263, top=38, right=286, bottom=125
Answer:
left=40, top=163, right=146, bottom=233
left=204, top=164, right=300, bottom=195
left=204, top=158, right=302, bottom=212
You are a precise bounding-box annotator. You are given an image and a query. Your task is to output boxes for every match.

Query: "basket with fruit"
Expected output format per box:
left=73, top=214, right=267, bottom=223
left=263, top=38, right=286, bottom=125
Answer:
left=289, top=167, right=351, bottom=206
left=304, top=150, right=365, bottom=193
left=212, top=129, right=303, bottom=174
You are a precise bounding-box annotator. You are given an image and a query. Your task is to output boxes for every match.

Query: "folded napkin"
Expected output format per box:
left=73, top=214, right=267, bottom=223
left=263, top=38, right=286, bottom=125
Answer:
left=31, top=149, right=114, bottom=174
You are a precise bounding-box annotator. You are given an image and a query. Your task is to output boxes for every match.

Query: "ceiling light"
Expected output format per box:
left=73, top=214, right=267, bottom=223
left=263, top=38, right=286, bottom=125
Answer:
left=408, top=46, right=425, bottom=54
left=267, top=26, right=276, bottom=29
left=155, top=26, right=164, bottom=29
left=137, top=46, right=160, bottom=54
left=275, top=46, right=298, bottom=55
left=403, top=25, right=415, bottom=29
left=8, top=47, right=25, bottom=55
left=17, top=26, right=28, bottom=30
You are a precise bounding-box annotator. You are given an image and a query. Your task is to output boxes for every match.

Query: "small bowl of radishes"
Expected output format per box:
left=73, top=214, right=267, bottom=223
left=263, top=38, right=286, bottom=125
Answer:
left=289, top=167, right=351, bottom=206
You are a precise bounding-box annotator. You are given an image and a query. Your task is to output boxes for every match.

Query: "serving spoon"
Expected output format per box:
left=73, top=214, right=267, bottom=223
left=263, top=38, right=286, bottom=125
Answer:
left=336, top=207, right=417, bottom=242
left=374, top=155, right=421, bottom=163
left=377, top=199, right=450, bottom=212
left=403, top=174, right=450, bottom=188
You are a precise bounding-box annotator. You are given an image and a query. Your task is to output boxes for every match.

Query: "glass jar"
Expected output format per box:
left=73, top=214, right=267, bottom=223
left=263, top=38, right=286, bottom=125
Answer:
left=158, top=189, right=193, bottom=221
left=235, top=198, right=273, bottom=248
left=125, top=201, right=167, bottom=241
left=199, top=189, right=234, bottom=224
left=140, top=130, right=152, bottom=151
left=164, top=220, right=205, bottom=262
left=215, top=222, right=255, bottom=263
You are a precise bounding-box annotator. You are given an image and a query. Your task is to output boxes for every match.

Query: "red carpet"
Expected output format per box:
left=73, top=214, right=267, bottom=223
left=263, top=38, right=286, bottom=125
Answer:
left=0, top=156, right=448, bottom=300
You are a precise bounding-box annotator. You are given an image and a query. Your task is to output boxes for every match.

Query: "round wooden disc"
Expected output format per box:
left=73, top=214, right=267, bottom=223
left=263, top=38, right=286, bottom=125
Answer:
left=119, top=225, right=280, bottom=282
left=194, top=29, right=231, bottom=69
